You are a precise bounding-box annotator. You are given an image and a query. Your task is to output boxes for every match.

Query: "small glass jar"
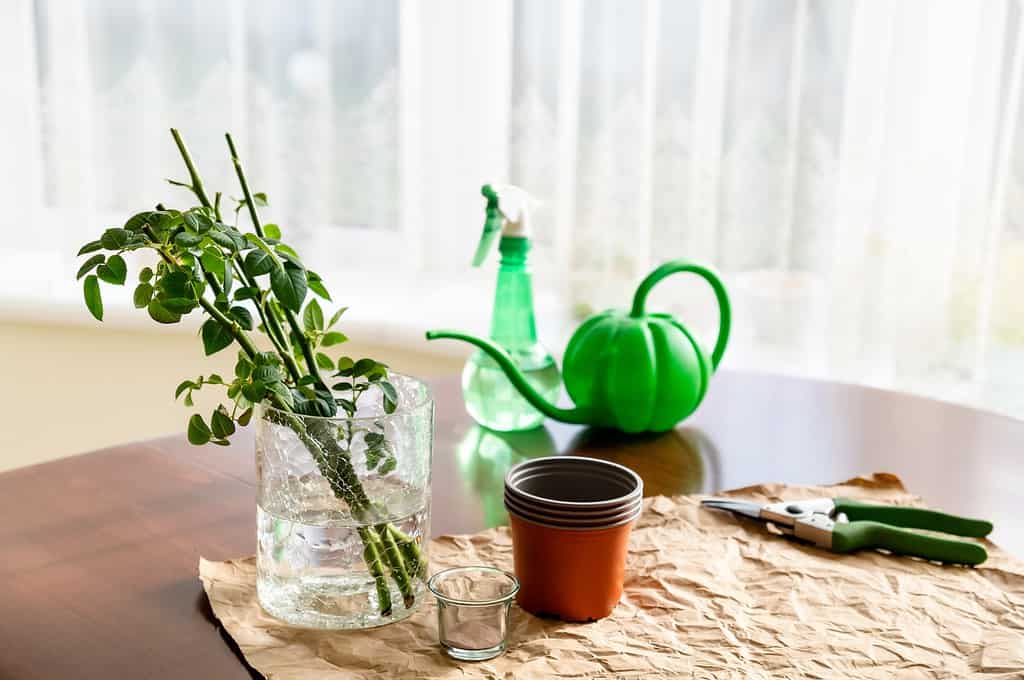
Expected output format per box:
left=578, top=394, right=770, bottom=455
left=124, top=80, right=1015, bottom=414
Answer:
left=255, top=374, right=433, bottom=630
left=428, top=566, right=520, bottom=661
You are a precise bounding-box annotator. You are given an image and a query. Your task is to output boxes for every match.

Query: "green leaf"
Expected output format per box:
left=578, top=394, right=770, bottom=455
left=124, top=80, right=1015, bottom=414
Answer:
left=183, top=212, right=200, bottom=230
left=242, top=382, right=265, bottom=403
left=200, top=248, right=225, bottom=278
left=274, top=243, right=302, bottom=263
left=352, top=358, right=377, bottom=377
left=208, top=229, right=237, bottom=251
left=271, top=263, right=307, bottom=312
left=160, top=296, right=198, bottom=315
left=193, top=212, right=214, bottom=233
left=380, top=380, right=399, bottom=414
left=308, top=276, right=331, bottom=301
left=123, top=211, right=155, bottom=232
left=225, top=227, right=248, bottom=251
left=174, top=380, right=196, bottom=399
left=133, top=283, right=153, bottom=308
left=139, top=267, right=153, bottom=283
left=83, top=275, right=103, bottom=321
left=378, top=458, right=397, bottom=475
left=303, top=299, right=324, bottom=332
left=233, top=286, right=259, bottom=301
left=336, top=356, right=354, bottom=375
left=322, top=331, right=347, bottom=347
left=331, top=381, right=352, bottom=391
left=229, top=305, right=254, bottom=330
left=254, top=192, right=268, bottom=206
left=328, top=306, right=348, bottom=328
left=147, top=298, right=181, bottom=324
left=237, top=408, right=254, bottom=426
left=235, top=355, right=253, bottom=379
left=76, top=254, right=105, bottom=280
left=158, top=271, right=191, bottom=298
left=263, top=223, right=281, bottom=240
left=211, top=408, right=236, bottom=438
left=77, top=240, right=103, bottom=256
left=96, top=254, right=127, bottom=285
left=222, top=259, right=233, bottom=294
left=243, top=249, right=274, bottom=277
left=252, top=365, right=283, bottom=385
left=100, top=228, right=131, bottom=250
left=174, top=231, right=203, bottom=248
left=207, top=373, right=224, bottom=384
left=201, top=319, right=234, bottom=355
left=266, top=381, right=293, bottom=408
left=315, top=352, right=334, bottom=370
left=253, top=351, right=280, bottom=366
left=187, top=414, right=211, bottom=446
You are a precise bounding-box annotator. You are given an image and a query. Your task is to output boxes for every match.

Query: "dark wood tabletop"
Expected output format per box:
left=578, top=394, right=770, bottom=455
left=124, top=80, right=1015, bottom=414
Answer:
left=1, top=371, right=1022, bottom=679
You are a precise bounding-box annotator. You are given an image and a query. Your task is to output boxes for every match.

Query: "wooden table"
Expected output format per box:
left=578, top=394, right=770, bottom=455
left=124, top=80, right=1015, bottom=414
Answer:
left=1, top=372, right=1021, bottom=679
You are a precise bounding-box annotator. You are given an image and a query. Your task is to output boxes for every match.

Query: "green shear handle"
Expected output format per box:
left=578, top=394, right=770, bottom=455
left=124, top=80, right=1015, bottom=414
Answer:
left=832, top=498, right=992, bottom=565
left=834, top=498, right=993, bottom=537
left=832, top=522, right=988, bottom=565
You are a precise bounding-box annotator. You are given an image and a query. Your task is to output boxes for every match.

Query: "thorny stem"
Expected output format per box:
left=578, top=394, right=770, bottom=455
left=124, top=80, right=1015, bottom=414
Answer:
left=170, top=128, right=213, bottom=210
left=225, top=133, right=331, bottom=394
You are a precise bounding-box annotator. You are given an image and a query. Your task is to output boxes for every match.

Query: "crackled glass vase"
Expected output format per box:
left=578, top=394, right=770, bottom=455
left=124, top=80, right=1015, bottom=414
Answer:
left=255, top=374, right=433, bottom=629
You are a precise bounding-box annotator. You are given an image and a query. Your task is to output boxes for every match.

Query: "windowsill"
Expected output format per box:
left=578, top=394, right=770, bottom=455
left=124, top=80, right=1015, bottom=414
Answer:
left=0, top=254, right=576, bottom=360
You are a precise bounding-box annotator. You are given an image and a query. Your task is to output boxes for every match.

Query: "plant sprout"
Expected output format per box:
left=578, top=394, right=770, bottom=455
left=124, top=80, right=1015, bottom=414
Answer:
left=75, top=129, right=423, bottom=615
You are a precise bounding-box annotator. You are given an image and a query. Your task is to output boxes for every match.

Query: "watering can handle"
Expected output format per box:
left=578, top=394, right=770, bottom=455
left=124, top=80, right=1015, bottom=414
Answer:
left=630, top=261, right=731, bottom=369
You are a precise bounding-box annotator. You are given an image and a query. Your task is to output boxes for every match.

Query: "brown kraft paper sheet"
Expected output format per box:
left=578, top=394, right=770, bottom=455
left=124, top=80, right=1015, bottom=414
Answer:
left=199, top=473, right=1024, bottom=678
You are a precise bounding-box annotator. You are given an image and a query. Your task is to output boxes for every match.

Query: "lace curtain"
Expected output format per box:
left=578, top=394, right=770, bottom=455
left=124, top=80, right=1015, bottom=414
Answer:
left=2, top=0, right=1023, bottom=417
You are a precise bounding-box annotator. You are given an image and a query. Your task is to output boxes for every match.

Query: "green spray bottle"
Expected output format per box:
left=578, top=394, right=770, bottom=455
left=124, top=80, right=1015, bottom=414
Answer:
left=461, top=184, right=561, bottom=431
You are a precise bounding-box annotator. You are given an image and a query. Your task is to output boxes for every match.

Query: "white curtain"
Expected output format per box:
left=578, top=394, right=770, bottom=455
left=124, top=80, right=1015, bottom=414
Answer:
left=2, top=0, right=1023, bottom=417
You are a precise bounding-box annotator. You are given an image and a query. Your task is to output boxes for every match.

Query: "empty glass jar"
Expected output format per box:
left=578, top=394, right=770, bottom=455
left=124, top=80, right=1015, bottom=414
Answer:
left=428, top=566, right=520, bottom=661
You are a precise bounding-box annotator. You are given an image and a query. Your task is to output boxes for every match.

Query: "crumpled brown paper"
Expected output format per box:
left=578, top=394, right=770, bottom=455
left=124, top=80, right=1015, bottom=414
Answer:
left=199, top=474, right=1024, bottom=678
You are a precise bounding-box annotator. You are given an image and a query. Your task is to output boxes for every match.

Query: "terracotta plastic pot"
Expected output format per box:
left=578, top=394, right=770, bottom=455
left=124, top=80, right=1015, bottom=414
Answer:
left=508, top=512, right=635, bottom=621
left=504, top=456, right=642, bottom=621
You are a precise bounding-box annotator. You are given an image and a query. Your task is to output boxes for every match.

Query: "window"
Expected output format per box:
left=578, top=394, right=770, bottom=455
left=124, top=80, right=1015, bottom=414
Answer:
left=3, top=0, right=1023, bottom=417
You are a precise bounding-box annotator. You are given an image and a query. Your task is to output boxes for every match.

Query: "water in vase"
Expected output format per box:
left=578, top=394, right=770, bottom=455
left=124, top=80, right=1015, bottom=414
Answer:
left=257, top=474, right=429, bottom=629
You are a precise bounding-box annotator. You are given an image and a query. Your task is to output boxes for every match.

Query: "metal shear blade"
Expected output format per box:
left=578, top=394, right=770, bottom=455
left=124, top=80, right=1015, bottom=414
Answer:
left=699, top=498, right=763, bottom=520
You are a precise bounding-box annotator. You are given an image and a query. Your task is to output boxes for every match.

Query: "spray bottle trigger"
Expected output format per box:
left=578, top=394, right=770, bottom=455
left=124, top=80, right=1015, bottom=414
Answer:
left=472, top=211, right=504, bottom=267
left=472, top=184, right=504, bottom=267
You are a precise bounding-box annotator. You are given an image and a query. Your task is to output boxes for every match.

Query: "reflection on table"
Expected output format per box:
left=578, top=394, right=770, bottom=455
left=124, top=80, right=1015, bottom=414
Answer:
left=454, top=423, right=720, bottom=526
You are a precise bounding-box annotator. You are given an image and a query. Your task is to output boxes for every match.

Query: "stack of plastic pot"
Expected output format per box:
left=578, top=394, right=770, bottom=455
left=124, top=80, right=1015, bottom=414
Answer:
left=504, top=456, right=643, bottom=621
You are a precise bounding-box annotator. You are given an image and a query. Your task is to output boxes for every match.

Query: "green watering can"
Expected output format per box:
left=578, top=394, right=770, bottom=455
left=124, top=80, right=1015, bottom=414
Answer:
left=426, top=261, right=731, bottom=433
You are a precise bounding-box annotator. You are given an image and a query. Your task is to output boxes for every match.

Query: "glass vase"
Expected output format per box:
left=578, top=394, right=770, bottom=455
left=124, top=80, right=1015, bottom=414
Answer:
left=255, top=374, right=433, bottom=629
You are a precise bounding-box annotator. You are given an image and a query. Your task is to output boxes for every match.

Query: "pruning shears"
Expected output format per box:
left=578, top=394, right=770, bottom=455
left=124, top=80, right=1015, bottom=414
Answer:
left=701, top=496, right=993, bottom=565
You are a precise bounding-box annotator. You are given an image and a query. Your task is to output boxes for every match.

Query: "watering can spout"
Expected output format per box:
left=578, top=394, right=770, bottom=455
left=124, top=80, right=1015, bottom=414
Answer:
left=425, top=330, right=591, bottom=425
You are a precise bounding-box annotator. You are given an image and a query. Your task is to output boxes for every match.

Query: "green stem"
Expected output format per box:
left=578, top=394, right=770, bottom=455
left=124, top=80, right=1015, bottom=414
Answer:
left=284, top=309, right=330, bottom=390
left=225, top=132, right=330, bottom=393
left=170, top=128, right=214, bottom=209
left=359, top=527, right=393, bottom=616
left=225, top=134, right=263, bottom=238
left=387, top=525, right=425, bottom=579
left=377, top=524, right=415, bottom=608
left=167, top=129, right=302, bottom=383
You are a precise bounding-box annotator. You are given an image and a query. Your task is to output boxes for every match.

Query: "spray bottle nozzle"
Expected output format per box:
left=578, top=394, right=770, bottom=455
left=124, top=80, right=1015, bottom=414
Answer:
left=472, top=183, right=534, bottom=267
